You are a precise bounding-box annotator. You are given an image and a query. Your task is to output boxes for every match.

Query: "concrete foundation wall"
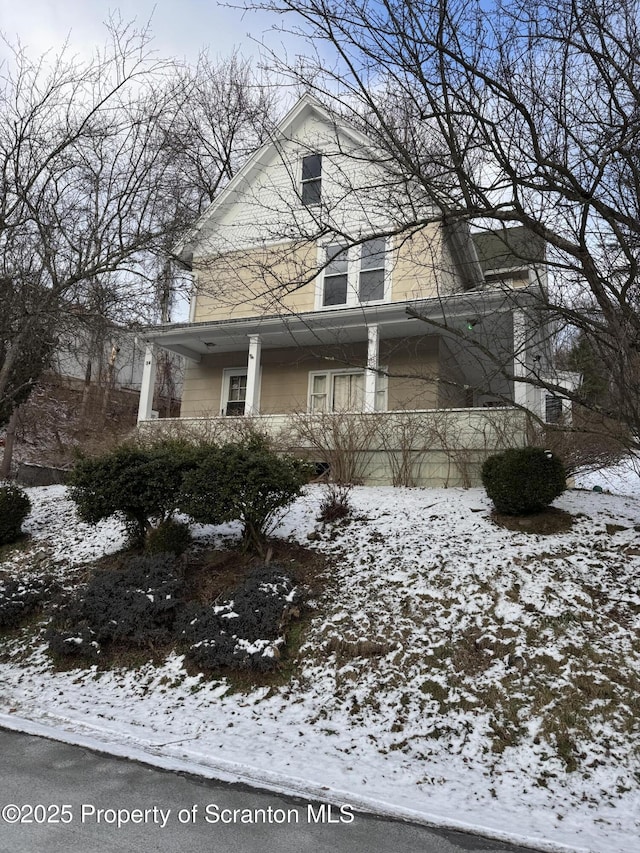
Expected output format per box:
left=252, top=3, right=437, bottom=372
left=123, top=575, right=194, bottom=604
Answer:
left=139, top=408, right=528, bottom=488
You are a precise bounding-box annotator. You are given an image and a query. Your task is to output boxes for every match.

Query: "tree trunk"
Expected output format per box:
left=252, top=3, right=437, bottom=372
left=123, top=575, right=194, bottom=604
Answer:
left=0, top=406, right=20, bottom=479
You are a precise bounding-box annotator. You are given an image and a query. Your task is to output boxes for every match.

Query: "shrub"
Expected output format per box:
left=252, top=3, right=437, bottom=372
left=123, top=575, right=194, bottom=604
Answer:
left=179, top=565, right=302, bottom=672
left=145, top=518, right=191, bottom=556
left=179, top=438, right=309, bottom=554
left=0, top=484, right=31, bottom=545
left=68, top=440, right=199, bottom=545
left=46, top=553, right=183, bottom=660
left=481, top=446, right=566, bottom=515
left=0, top=576, right=53, bottom=629
left=318, top=483, right=352, bottom=523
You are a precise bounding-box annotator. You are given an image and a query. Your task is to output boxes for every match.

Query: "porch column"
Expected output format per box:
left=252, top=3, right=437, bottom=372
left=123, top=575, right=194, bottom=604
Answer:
left=364, top=324, right=379, bottom=412
left=245, top=334, right=262, bottom=416
left=512, top=309, right=540, bottom=416
left=137, top=342, right=157, bottom=422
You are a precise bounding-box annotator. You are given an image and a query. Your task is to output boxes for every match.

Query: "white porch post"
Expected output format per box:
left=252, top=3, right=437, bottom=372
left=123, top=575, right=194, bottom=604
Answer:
left=364, top=324, right=379, bottom=412
left=512, top=309, right=541, bottom=416
left=137, top=343, right=157, bottom=422
left=245, top=334, right=262, bottom=416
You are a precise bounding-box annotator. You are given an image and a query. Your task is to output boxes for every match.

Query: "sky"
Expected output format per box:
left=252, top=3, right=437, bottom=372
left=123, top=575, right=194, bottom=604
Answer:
left=0, top=0, right=293, bottom=64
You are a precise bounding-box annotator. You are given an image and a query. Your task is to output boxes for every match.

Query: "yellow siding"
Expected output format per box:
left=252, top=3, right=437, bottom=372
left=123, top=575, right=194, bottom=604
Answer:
left=391, top=224, right=460, bottom=302
left=181, top=337, right=446, bottom=416
left=383, top=337, right=440, bottom=409
left=193, top=242, right=317, bottom=322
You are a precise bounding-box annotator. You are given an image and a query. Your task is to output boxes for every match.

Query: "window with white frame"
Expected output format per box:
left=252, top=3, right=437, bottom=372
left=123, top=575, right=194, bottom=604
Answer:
left=319, top=238, right=389, bottom=308
left=322, top=243, right=348, bottom=306
left=221, top=369, right=248, bottom=416
left=301, top=153, right=322, bottom=206
left=545, top=394, right=564, bottom=424
left=359, top=238, right=386, bottom=302
left=308, top=368, right=387, bottom=412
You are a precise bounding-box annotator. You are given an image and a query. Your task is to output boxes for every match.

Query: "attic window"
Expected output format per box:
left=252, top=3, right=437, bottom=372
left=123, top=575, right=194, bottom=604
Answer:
left=301, top=153, right=322, bottom=206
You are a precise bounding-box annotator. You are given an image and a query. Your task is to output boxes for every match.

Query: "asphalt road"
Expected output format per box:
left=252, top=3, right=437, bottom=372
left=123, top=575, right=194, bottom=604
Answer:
left=0, top=729, right=543, bottom=853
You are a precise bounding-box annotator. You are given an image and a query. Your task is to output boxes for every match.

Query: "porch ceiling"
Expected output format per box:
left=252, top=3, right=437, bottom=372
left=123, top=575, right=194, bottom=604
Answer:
left=141, top=289, right=531, bottom=362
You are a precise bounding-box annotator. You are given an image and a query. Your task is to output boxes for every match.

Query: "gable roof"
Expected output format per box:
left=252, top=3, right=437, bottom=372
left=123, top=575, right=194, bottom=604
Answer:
left=174, top=94, right=375, bottom=268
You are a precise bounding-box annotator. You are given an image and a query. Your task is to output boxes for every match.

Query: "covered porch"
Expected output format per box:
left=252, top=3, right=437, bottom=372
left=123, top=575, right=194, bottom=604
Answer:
left=136, top=290, right=544, bottom=424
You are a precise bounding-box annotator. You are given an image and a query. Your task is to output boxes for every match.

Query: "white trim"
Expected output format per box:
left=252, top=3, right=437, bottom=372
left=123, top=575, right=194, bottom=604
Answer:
left=365, top=325, right=380, bottom=412
left=245, top=335, right=262, bottom=416
left=188, top=270, right=197, bottom=323
left=307, top=366, right=388, bottom=413
left=513, top=309, right=541, bottom=416
left=137, top=344, right=157, bottom=423
left=315, top=237, right=393, bottom=310
left=221, top=367, right=249, bottom=417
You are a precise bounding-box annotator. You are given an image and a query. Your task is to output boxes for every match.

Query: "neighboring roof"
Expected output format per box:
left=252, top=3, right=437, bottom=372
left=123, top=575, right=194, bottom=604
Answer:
left=472, top=226, right=545, bottom=273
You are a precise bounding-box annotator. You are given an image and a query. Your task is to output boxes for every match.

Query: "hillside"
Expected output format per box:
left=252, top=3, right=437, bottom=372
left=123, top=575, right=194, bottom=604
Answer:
left=0, top=480, right=639, bottom=852
left=0, top=375, right=140, bottom=476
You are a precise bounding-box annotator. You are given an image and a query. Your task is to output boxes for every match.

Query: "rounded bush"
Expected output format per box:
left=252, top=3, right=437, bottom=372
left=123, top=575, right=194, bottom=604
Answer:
left=0, top=483, right=31, bottom=545
left=68, top=440, right=200, bottom=545
left=481, top=447, right=566, bottom=515
left=178, top=438, right=309, bottom=554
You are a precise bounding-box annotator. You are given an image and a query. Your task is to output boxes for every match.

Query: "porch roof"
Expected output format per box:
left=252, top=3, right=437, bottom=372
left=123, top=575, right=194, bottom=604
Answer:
left=140, top=288, right=534, bottom=362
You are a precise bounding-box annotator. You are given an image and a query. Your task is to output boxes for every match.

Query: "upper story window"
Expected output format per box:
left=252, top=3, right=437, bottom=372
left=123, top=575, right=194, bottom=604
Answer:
left=320, top=237, right=389, bottom=308
left=323, top=243, right=349, bottom=305
left=359, top=238, right=386, bottom=302
left=301, top=153, right=322, bottom=206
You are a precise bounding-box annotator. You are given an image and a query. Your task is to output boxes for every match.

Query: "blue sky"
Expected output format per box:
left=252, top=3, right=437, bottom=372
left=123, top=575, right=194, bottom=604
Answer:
left=0, top=0, right=289, bottom=62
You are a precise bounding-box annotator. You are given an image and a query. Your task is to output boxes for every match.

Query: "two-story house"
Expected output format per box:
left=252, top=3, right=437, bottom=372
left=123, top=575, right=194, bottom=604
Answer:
left=136, top=95, right=564, bottom=486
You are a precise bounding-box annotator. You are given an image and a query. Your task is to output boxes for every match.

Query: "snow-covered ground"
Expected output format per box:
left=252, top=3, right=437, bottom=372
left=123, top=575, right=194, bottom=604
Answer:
left=1, top=479, right=640, bottom=853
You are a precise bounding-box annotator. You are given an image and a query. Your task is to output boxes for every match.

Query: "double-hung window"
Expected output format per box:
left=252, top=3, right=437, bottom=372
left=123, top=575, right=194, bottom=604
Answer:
left=222, top=369, right=247, bottom=416
left=309, top=369, right=387, bottom=413
left=358, top=238, right=386, bottom=302
left=323, top=243, right=349, bottom=306
left=320, top=238, right=388, bottom=308
left=301, top=153, right=322, bottom=206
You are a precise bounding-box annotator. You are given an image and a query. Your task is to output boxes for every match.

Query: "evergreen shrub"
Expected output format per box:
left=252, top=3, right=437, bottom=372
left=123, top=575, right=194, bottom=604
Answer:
left=68, top=441, right=199, bottom=545
left=179, top=438, right=309, bottom=554
left=46, top=553, right=183, bottom=660
left=0, top=576, right=52, bottom=629
left=145, top=518, right=191, bottom=556
left=0, top=483, right=31, bottom=545
left=179, top=565, right=301, bottom=672
left=481, top=446, right=566, bottom=515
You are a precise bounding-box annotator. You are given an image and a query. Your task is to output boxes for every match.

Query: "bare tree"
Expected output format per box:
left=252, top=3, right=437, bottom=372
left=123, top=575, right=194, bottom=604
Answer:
left=144, top=51, right=279, bottom=415
left=244, top=0, right=640, bottom=447
left=0, top=18, right=189, bottom=429
left=165, top=50, right=277, bottom=216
